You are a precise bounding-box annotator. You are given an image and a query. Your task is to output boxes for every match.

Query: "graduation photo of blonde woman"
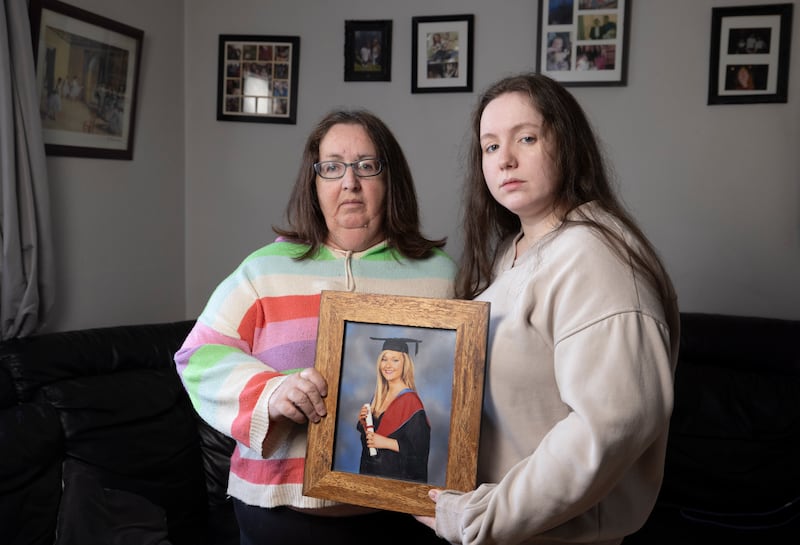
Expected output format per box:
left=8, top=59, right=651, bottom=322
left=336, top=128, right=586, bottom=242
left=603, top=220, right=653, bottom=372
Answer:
left=333, top=323, right=456, bottom=487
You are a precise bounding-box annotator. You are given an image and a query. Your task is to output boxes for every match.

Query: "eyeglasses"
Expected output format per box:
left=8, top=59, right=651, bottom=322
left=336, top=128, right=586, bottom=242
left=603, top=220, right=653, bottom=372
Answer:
left=313, top=158, right=383, bottom=180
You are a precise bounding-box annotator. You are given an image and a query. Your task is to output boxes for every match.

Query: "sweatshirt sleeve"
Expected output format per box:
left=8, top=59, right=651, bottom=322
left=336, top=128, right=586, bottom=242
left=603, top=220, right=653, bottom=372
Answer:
left=434, top=312, right=675, bottom=545
left=174, top=257, right=285, bottom=452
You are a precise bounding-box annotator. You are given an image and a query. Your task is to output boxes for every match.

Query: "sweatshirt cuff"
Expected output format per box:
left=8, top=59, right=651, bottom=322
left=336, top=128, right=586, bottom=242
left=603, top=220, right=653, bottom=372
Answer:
left=435, top=490, right=466, bottom=544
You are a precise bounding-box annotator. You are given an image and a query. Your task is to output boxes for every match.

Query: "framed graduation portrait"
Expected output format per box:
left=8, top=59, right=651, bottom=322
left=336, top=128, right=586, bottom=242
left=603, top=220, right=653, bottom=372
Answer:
left=304, top=291, right=489, bottom=516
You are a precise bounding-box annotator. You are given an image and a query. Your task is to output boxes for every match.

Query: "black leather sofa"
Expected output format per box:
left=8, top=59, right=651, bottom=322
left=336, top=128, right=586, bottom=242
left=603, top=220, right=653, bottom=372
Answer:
left=625, top=312, right=800, bottom=545
left=0, top=320, right=238, bottom=545
left=1, top=313, right=798, bottom=545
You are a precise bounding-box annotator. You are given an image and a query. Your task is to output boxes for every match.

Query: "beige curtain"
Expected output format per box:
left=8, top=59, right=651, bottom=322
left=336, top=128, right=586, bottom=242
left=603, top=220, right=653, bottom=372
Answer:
left=0, top=0, right=55, bottom=339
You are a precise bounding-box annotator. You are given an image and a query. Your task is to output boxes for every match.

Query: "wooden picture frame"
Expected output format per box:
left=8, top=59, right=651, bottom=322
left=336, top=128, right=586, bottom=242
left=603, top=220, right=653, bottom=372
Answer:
left=536, top=0, right=630, bottom=87
left=708, top=3, right=793, bottom=105
left=344, top=20, right=392, bottom=82
left=30, top=0, right=144, bottom=159
left=304, top=291, right=489, bottom=516
left=411, top=14, right=474, bottom=93
left=216, top=34, right=300, bottom=124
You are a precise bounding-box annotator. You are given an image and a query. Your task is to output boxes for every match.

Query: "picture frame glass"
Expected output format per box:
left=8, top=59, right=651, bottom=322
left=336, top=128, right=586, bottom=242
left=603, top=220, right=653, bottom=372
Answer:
left=332, top=321, right=456, bottom=487
left=537, top=0, right=629, bottom=86
left=31, top=0, right=144, bottom=159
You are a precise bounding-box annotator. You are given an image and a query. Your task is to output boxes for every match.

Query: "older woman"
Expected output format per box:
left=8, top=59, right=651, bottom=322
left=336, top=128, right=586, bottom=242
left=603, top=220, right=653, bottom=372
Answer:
left=175, top=110, right=454, bottom=545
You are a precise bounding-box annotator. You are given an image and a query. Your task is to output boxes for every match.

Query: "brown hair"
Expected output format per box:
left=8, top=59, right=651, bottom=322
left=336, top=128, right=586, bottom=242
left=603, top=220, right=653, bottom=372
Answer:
left=456, top=73, right=677, bottom=320
left=273, top=109, right=445, bottom=259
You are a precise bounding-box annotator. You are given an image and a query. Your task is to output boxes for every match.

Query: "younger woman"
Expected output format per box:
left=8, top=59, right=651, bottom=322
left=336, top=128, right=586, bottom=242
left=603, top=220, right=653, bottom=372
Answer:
left=417, top=73, right=680, bottom=545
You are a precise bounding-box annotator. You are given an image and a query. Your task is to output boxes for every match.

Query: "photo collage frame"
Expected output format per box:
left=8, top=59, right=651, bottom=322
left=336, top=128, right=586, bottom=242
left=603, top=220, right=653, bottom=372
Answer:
left=216, top=34, right=300, bottom=124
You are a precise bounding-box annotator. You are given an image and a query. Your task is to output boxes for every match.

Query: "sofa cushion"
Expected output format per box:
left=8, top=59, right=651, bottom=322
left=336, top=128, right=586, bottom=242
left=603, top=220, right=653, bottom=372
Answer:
left=0, top=459, right=62, bottom=545
left=0, top=365, right=16, bottom=407
left=624, top=312, right=800, bottom=545
left=0, top=401, right=62, bottom=491
left=662, top=313, right=800, bottom=516
left=195, top=413, right=236, bottom=508
left=0, top=321, right=195, bottom=402
left=664, top=362, right=800, bottom=512
left=0, top=402, right=63, bottom=545
left=56, top=458, right=171, bottom=545
left=39, top=367, right=208, bottom=545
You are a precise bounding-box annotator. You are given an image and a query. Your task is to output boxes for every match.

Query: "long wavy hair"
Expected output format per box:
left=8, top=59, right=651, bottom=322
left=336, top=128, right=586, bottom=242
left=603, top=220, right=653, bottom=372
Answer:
left=273, top=109, right=446, bottom=259
left=455, top=73, right=677, bottom=321
left=371, top=350, right=417, bottom=416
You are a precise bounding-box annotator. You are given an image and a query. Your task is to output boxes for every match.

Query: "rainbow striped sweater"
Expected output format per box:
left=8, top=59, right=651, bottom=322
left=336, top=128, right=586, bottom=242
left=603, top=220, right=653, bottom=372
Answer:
left=174, top=239, right=456, bottom=509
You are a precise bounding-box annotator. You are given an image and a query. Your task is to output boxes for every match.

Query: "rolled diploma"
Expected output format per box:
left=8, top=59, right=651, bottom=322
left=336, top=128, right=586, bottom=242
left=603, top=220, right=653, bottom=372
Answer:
left=364, top=403, right=377, bottom=456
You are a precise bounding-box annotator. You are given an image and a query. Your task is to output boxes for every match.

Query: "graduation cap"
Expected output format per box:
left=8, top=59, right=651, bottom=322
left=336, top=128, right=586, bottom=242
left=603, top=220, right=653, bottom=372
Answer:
left=370, top=337, right=422, bottom=356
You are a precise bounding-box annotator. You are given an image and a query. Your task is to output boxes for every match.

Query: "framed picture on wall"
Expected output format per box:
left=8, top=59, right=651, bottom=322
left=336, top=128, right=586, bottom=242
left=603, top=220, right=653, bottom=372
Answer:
left=707, top=3, right=793, bottom=105
left=304, top=291, right=489, bottom=516
left=29, top=0, right=144, bottom=159
left=345, top=20, right=392, bottom=82
left=536, top=0, right=630, bottom=86
left=216, top=34, right=300, bottom=124
left=411, top=14, right=474, bottom=93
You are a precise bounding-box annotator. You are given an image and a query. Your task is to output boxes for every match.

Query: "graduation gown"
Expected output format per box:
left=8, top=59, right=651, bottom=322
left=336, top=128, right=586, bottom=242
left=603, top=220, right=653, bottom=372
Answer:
left=358, top=389, right=430, bottom=482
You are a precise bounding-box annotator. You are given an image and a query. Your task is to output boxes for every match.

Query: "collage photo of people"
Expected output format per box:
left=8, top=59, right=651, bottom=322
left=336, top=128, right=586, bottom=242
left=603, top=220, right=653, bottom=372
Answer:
left=723, top=27, right=771, bottom=91
left=426, top=31, right=460, bottom=79
left=544, top=0, right=621, bottom=73
left=222, top=40, right=293, bottom=117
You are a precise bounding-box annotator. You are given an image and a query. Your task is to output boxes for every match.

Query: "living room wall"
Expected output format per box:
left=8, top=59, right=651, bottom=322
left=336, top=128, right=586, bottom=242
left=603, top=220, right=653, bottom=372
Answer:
left=184, top=0, right=800, bottom=321
left=38, top=0, right=185, bottom=332
left=40, top=0, right=799, bottom=333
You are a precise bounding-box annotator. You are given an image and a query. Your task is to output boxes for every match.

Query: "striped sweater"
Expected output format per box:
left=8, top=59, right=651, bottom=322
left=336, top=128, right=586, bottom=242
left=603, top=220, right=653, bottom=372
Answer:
left=174, top=239, right=456, bottom=509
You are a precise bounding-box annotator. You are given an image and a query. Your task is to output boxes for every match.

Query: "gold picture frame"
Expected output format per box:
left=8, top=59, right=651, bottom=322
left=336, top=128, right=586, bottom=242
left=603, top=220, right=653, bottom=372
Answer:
left=304, top=291, right=489, bottom=516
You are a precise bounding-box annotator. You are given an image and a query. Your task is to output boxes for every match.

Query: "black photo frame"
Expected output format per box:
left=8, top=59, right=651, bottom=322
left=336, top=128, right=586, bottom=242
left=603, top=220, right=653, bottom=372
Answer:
left=708, top=3, right=793, bottom=105
left=536, top=0, right=631, bottom=87
left=344, top=20, right=392, bottom=82
left=411, top=14, right=474, bottom=93
left=30, top=0, right=144, bottom=159
left=216, top=34, right=300, bottom=124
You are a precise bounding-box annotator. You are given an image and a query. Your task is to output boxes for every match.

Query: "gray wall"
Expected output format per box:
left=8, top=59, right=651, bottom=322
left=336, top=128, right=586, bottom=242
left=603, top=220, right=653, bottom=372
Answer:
left=41, top=0, right=185, bottom=332
left=42, top=0, right=800, bottom=332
